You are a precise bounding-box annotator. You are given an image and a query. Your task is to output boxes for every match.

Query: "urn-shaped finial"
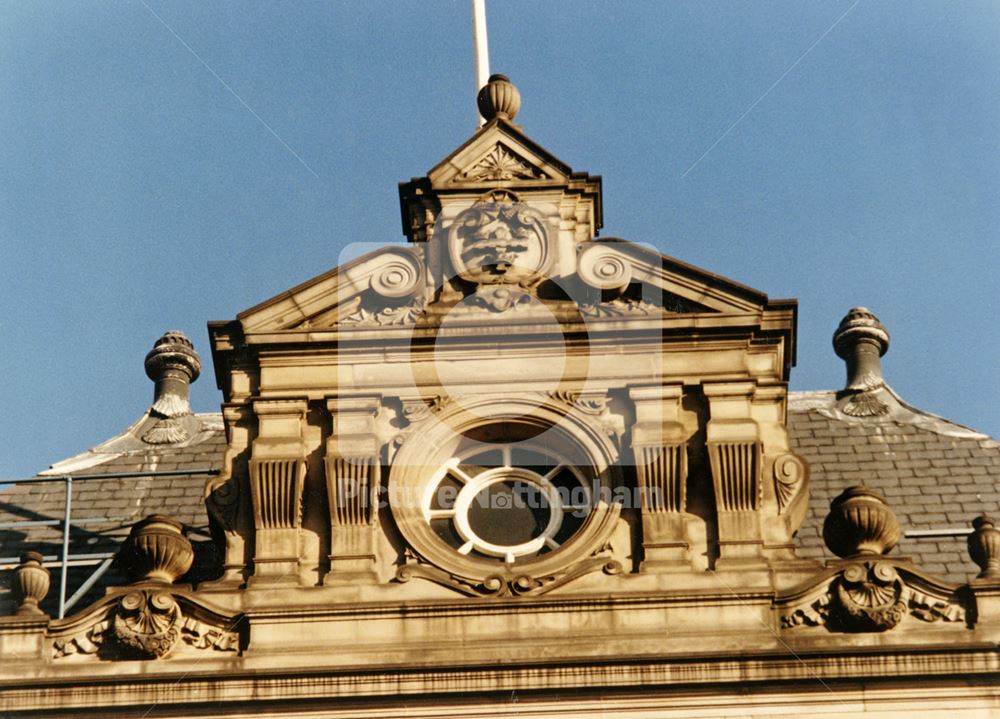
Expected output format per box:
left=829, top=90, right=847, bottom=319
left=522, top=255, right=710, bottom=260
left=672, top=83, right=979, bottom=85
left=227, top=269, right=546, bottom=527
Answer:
left=144, top=330, right=202, bottom=418
left=832, top=308, right=890, bottom=392
left=118, top=514, right=194, bottom=583
left=477, top=74, right=521, bottom=122
left=13, top=551, right=50, bottom=616
left=823, top=486, right=901, bottom=558
left=969, top=515, right=1000, bottom=579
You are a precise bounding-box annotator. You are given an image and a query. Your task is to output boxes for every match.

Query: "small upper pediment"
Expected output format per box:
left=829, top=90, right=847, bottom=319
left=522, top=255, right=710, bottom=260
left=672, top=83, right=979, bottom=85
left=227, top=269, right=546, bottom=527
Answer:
left=427, top=119, right=574, bottom=188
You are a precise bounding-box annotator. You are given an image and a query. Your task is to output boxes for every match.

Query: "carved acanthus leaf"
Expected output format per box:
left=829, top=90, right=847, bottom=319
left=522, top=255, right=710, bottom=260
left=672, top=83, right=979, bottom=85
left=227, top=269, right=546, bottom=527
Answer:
left=780, top=595, right=830, bottom=629
left=342, top=299, right=424, bottom=327
left=773, top=453, right=806, bottom=513
left=549, top=391, right=624, bottom=440
left=53, top=620, right=109, bottom=658
left=180, top=616, right=241, bottom=651
left=580, top=298, right=661, bottom=318
left=908, top=588, right=965, bottom=623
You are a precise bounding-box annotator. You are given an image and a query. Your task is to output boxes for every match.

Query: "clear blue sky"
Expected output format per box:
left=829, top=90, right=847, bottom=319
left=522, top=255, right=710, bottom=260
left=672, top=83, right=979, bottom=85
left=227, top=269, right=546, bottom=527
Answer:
left=1, top=1, right=997, bottom=477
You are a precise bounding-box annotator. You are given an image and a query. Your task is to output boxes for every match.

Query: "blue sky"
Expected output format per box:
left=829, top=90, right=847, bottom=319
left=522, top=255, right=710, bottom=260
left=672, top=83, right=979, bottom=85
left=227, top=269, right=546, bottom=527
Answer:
left=0, top=1, right=997, bottom=477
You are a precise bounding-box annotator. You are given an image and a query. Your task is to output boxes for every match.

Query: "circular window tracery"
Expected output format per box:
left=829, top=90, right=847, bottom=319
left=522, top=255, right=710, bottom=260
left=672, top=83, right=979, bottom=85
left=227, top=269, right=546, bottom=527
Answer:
left=422, top=443, right=593, bottom=565
left=389, top=396, right=622, bottom=584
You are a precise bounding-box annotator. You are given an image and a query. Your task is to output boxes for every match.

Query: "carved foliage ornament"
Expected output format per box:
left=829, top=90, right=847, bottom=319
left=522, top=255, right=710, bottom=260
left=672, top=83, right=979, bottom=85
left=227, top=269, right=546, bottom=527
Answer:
left=579, top=298, right=661, bottom=318
left=457, top=144, right=545, bottom=183
left=396, top=554, right=623, bottom=598
left=780, top=560, right=965, bottom=632
left=832, top=561, right=907, bottom=631
left=112, top=590, right=182, bottom=658
left=53, top=590, right=241, bottom=660
left=341, top=299, right=424, bottom=327
left=773, top=453, right=806, bottom=514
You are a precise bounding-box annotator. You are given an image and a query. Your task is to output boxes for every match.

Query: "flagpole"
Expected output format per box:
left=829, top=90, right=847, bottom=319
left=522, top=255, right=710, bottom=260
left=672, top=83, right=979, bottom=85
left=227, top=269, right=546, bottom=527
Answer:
left=472, top=0, right=490, bottom=126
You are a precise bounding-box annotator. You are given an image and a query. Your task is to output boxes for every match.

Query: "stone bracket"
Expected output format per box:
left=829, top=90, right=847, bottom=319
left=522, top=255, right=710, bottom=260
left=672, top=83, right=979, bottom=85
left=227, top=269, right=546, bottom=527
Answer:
left=628, top=385, right=691, bottom=569
left=248, top=399, right=309, bottom=583
left=703, top=382, right=764, bottom=562
left=324, top=396, right=383, bottom=583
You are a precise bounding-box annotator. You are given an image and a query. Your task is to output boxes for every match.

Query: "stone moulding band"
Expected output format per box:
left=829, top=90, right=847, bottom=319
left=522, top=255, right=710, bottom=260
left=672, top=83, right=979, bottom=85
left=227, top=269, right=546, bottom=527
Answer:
left=3, top=646, right=998, bottom=712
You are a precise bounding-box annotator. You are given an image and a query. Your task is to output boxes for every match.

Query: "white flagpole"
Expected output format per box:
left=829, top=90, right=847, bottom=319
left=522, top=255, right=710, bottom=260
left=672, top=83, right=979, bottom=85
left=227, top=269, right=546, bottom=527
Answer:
left=472, top=0, right=490, bottom=126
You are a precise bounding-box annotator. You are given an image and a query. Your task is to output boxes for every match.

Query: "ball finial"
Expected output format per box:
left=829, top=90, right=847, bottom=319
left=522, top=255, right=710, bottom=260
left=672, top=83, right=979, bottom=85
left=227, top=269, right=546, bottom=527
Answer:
left=477, top=74, right=521, bottom=122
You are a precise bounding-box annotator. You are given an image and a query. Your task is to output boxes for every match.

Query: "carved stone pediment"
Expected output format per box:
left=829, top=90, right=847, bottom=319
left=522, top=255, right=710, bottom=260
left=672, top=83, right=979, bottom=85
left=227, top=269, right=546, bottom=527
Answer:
left=237, top=247, right=425, bottom=332
left=425, top=120, right=575, bottom=189
left=49, top=584, right=242, bottom=661
left=778, top=558, right=967, bottom=632
left=225, top=233, right=790, bottom=338
left=454, top=143, right=550, bottom=183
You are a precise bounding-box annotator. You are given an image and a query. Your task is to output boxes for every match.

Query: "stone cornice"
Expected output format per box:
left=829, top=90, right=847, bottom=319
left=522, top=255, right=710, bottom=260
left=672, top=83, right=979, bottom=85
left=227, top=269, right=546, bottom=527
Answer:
left=1, top=643, right=997, bottom=715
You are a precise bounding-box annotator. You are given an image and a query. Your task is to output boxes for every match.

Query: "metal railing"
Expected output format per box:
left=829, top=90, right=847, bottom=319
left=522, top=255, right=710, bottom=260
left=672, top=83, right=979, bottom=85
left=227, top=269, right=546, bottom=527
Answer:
left=0, top=468, right=219, bottom=618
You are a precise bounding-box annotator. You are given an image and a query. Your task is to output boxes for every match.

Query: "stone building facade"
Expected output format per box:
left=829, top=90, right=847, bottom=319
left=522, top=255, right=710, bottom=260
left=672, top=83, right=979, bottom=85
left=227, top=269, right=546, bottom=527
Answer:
left=1, top=75, right=999, bottom=717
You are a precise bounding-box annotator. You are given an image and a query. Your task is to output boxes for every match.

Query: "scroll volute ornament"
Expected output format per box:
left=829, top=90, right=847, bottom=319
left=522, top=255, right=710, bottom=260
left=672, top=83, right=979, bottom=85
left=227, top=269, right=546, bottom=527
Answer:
left=14, top=551, right=50, bottom=616
left=823, top=487, right=900, bottom=558
left=969, top=515, right=1000, bottom=579
left=118, top=514, right=194, bottom=583
left=578, top=244, right=632, bottom=294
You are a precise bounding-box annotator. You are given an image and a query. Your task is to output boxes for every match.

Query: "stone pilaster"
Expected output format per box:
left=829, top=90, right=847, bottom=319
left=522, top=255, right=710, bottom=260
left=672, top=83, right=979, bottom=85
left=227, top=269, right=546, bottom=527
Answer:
left=324, top=396, right=382, bottom=584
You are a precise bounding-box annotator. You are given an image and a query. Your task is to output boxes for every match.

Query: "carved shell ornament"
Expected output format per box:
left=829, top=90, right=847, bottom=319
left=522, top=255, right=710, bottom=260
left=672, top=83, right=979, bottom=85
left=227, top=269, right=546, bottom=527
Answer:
left=831, top=561, right=907, bottom=631
left=448, top=201, right=549, bottom=286
left=111, top=590, right=182, bottom=658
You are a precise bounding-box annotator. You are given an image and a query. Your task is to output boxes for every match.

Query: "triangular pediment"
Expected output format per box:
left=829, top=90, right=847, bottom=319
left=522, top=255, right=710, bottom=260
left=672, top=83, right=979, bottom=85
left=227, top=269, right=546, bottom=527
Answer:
left=235, top=246, right=426, bottom=333
left=231, top=237, right=785, bottom=335
left=427, top=119, right=576, bottom=188
left=578, top=238, right=771, bottom=315
left=453, top=143, right=550, bottom=183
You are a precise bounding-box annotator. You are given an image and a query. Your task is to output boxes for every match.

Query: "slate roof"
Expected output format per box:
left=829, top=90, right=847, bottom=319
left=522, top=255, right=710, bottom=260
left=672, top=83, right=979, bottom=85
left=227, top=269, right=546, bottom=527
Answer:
left=2, top=387, right=998, bottom=616
left=0, top=412, right=225, bottom=614
left=789, top=390, right=1000, bottom=579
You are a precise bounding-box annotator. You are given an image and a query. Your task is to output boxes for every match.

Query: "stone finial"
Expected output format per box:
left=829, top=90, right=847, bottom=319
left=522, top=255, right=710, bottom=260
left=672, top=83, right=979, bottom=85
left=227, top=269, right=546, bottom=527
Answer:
left=144, top=331, right=201, bottom=418
left=832, top=308, right=890, bottom=392
left=477, top=74, right=521, bottom=123
left=823, top=486, right=900, bottom=558
left=117, top=515, right=194, bottom=584
left=13, top=551, right=50, bottom=616
left=969, top=515, right=1000, bottom=579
